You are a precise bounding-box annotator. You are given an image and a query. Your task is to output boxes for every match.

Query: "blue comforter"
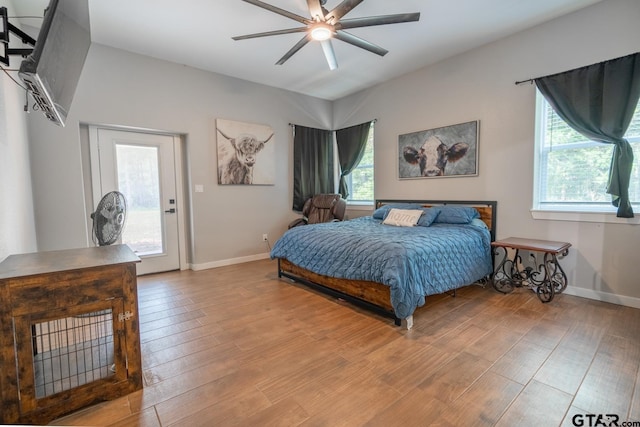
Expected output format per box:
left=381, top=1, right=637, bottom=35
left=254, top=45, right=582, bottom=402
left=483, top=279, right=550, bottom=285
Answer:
left=270, top=216, right=492, bottom=319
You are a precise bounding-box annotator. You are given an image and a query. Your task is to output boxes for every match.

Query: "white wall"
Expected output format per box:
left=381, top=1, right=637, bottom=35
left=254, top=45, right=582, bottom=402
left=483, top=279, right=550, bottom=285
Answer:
left=333, top=0, right=640, bottom=306
left=0, top=0, right=38, bottom=262
left=26, top=43, right=332, bottom=267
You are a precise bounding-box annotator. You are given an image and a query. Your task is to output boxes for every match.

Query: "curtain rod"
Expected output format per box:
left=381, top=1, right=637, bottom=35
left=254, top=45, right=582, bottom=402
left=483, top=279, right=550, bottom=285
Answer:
left=515, top=52, right=640, bottom=86
left=515, top=79, right=535, bottom=86
left=289, top=118, right=377, bottom=127
left=515, top=66, right=585, bottom=86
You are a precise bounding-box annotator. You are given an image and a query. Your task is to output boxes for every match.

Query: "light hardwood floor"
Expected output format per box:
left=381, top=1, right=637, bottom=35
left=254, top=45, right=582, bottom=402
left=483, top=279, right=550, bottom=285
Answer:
left=51, top=258, right=640, bottom=426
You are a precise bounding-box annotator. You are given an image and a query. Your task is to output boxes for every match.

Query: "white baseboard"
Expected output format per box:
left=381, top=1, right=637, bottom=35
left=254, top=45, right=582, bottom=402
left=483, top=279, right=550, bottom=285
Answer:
left=189, top=252, right=272, bottom=271
left=563, top=285, right=640, bottom=309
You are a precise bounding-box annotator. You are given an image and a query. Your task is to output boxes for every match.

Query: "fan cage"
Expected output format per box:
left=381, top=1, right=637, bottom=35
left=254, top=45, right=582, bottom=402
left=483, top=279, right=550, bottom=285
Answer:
left=92, top=191, right=127, bottom=246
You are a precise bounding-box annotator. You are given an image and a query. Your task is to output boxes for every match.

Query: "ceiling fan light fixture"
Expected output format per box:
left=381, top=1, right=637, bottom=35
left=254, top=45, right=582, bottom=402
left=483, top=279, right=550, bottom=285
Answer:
left=233, top=1, right=420, bottom=67
left=310, top=24, right=333, bottom=41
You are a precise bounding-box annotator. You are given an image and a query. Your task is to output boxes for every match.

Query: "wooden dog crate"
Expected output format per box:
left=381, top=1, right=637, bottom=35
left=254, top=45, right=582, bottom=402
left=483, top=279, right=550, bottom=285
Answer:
left=0, top=245, right=142, bottom=425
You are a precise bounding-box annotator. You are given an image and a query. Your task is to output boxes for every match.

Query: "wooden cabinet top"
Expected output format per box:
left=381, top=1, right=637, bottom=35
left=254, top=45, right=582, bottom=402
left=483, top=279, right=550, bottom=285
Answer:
left=491, top=237, right=571, bottom=254
left=0, top=245, right=140, bottom=280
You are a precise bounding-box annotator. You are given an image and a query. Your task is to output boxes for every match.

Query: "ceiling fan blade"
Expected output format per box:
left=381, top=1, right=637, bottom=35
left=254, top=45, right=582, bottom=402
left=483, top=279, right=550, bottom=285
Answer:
left=325, top=0, right=365, bottom=23
left=307, top=0, right=325, bottom=21
left=241, top=0, right=311, bottom=25
left=320, top=40, right=338, bottom=70
left=233, top=27, right=308, bottom=41
left=276, top=34, right=312, bottom=65
left=334, top=31, right=388, bottom=56
left=336, top=13, right=421, bottom=30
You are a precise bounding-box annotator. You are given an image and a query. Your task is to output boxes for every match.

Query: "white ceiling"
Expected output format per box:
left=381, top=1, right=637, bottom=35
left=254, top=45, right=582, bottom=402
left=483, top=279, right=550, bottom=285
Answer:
left=14, top=0, right=603, bottom=101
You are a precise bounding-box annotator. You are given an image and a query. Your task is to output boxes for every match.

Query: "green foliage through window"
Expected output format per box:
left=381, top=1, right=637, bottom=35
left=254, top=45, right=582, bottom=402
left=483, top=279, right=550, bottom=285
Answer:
left=537, top=95, right=640, bottom=209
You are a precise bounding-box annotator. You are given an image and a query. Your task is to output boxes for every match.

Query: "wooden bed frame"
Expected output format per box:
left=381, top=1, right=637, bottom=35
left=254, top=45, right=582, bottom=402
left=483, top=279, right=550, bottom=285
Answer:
left=277, top=199, right=498, bottom=328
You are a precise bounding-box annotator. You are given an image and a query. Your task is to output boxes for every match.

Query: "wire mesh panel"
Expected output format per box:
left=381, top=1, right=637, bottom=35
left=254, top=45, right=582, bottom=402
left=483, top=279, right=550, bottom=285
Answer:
left=32, top=310, right=115, bottom=399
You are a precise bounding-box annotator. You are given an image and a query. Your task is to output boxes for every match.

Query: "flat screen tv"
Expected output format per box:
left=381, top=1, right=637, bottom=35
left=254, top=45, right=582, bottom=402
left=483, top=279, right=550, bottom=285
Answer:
left=19, top=0, right=91, bottom=127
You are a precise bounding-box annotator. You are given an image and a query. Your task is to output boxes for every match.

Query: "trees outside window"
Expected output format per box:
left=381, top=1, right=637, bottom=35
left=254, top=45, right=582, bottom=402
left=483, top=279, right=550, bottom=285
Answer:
left=535, top=93, right=640, bottom=211
left=345, top=127, right=374, bottom=204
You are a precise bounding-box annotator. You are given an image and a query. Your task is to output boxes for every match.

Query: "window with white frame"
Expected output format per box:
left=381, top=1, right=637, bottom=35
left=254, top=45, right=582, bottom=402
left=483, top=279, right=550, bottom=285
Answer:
left=345, top=125, right=374, bottom=204
left=534, top=91, right=640, bottom=213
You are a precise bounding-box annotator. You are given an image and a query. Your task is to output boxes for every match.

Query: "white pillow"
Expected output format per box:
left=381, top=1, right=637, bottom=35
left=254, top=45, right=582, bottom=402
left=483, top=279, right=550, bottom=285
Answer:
left=382, top=208, right=423, bottom=227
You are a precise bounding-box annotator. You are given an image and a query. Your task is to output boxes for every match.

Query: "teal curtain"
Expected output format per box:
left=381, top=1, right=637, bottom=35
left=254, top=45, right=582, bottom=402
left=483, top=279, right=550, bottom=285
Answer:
left=292, top=125, right=334, bottom=211
left=336, top=121, right=373, bottom=199
left=535, top=52, right=640, bottom=218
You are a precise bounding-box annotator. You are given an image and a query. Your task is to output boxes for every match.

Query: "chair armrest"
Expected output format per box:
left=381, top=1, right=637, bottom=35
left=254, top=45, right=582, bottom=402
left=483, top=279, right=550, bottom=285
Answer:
left=332, top=198, right=347, bottom=221
left=288, top=217, right=308, bottom=229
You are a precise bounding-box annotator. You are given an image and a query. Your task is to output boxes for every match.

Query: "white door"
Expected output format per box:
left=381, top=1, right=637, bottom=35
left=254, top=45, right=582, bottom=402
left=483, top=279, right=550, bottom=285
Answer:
left=90, top=128, right=181, bottom=275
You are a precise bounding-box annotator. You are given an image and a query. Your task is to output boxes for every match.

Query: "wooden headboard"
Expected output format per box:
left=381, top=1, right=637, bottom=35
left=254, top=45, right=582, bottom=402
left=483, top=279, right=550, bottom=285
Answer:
left=375, top=199, right=498, bottom=242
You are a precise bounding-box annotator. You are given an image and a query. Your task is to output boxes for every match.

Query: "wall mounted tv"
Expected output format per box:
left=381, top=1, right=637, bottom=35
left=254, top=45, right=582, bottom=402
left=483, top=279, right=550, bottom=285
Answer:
left=19, top=0, right=91, bottom=127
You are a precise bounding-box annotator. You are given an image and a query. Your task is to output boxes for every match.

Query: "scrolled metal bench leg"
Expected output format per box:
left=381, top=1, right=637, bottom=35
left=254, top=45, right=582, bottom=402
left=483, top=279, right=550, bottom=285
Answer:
left=492, top=246, right=514, bottom=294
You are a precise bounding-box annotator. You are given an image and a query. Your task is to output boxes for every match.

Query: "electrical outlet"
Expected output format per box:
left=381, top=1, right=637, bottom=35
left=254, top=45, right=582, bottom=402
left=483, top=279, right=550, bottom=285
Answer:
left=262, top=234, right=268, bottom=241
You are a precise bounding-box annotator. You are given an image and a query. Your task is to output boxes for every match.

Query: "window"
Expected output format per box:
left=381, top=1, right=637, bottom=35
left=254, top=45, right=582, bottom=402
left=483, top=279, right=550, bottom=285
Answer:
left=534, top=91, right=640, bottom=216
left=345, top=125, right=374, bottom=204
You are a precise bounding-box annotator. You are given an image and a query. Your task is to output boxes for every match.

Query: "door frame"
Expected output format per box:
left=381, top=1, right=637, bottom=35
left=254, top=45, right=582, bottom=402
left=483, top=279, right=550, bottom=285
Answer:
left=87, top=125, right=188, bottom=273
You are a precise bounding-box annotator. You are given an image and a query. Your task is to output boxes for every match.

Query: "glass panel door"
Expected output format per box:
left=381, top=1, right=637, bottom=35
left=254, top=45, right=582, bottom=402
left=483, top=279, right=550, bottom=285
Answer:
left=115, top=144, right=163, bottom=256
left=91, top=128, right=180, bottom=275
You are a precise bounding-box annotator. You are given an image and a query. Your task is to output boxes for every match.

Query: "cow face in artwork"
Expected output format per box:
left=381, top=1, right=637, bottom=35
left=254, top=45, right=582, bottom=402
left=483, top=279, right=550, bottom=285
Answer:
left=403, top=136, right=469, bottom=177
left=217, top=128, right=274, bottom=185
left=218, top=129, right=273, bottom=168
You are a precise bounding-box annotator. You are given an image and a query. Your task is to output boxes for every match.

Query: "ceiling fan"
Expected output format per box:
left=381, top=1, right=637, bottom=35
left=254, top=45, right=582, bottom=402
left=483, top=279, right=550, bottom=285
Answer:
left=233, top=0, right=420, bottom=70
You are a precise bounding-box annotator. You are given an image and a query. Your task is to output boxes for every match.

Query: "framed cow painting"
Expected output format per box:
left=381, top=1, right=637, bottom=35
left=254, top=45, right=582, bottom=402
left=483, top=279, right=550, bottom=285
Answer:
left=398, top=120, right=479, bottom=179
left=216, top=118, right=275, bottom=185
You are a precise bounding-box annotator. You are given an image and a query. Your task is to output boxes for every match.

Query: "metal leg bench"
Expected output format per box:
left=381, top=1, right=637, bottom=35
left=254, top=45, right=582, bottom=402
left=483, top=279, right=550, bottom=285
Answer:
left=491, top=237, right=571, bottom=303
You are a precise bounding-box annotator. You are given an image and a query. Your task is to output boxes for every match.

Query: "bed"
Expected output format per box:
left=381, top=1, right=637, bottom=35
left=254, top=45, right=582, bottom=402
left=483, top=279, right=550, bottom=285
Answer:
left=270, top=199, right=497, bottom=329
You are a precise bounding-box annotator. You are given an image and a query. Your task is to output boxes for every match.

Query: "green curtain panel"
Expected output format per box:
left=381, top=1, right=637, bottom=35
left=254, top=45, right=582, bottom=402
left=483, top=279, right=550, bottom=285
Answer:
left=292, top=125, right=334, bottom=211
left=336, top=121, right=373, bottom=199
left=535, top=52, right=640, bottom=218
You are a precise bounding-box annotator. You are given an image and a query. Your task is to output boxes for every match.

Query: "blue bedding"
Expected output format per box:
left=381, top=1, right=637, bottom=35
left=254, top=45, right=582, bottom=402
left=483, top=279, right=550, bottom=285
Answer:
left=270, top=216, right=492, bottom=319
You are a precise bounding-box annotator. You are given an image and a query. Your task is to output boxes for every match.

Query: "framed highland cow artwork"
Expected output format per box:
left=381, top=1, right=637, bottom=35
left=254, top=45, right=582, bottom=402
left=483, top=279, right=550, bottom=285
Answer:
left=216, top=118, right=275, bottom=185
left=398, top=120, right=479, bottom=179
